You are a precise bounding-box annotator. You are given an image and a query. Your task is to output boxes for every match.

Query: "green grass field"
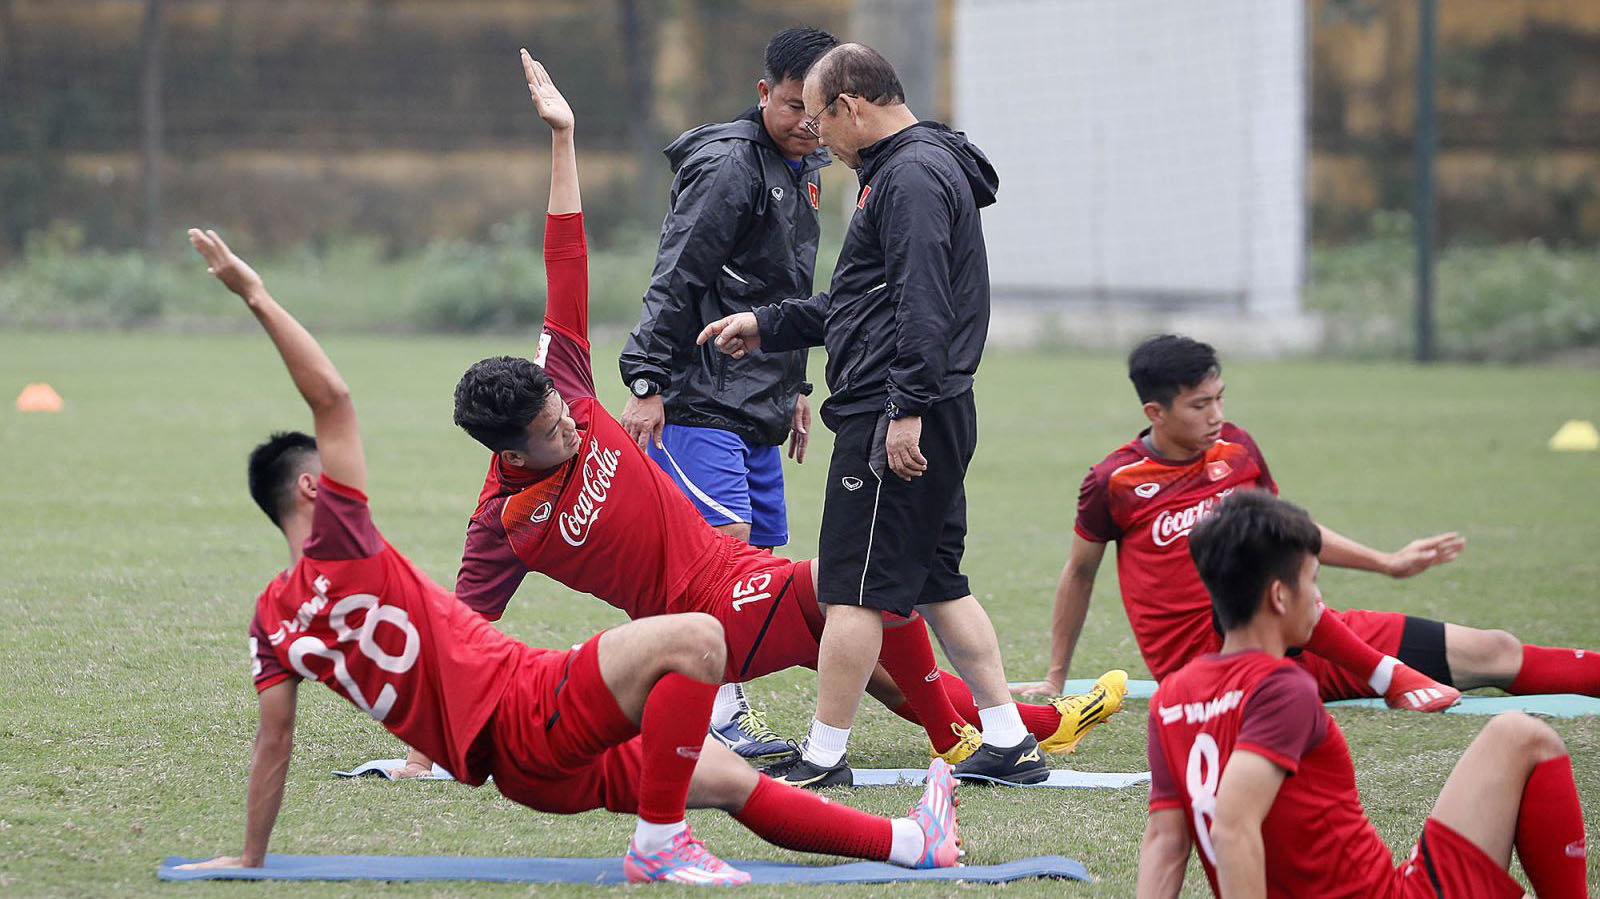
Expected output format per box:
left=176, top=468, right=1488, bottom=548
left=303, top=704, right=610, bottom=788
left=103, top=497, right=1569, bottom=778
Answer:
left=1, top=330, right=1596, bottom=897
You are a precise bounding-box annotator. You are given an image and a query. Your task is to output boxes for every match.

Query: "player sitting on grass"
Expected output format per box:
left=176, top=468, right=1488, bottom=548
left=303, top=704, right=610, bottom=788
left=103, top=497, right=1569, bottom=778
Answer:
left=1021, top=334, right=1600, bottom=710
left=173, top=223, right=962, bottom=885
left=409, top=51, right=1125, bottom=787
left=1137, top=489, right=1588, bottom=899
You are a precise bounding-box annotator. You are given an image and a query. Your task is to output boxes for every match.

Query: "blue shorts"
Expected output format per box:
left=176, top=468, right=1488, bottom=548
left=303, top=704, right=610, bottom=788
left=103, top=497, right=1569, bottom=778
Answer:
left=647, top=424, right=789, bottom=548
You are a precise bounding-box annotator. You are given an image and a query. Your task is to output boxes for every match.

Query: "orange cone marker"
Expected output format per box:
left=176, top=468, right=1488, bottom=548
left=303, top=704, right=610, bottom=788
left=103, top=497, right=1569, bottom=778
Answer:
left=15, top=383, right=64, bottom=412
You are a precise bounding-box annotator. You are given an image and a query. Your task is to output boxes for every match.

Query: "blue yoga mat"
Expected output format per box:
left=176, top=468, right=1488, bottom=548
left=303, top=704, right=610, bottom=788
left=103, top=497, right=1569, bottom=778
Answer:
left=159, top=854, right=1091, bottom=884
left=1029, top=680, right=1600, bottom=717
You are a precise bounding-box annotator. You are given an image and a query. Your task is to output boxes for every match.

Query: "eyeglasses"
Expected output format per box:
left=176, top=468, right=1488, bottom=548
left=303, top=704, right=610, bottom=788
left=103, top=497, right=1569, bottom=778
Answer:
left=802, top=95, right=840, bottom=138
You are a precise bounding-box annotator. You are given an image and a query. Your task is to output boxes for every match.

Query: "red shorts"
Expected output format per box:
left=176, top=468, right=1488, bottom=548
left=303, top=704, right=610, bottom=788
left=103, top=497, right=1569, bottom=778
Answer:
left=688, top=546, right=823, bottom=683
left=481, top=633, right=645, bottom=815
left=1390, top=818, right=1525, bottom=899
left=1293, top=608, right=1406, bottom=701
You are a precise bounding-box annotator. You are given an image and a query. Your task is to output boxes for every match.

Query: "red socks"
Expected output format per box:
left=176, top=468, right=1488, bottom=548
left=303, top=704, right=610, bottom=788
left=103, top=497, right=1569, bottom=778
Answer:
left=1303, top=602, right=1386, bottom=678
left=733, top=775, right=893, bottom=860
left=1509, top=645, right=1600, bottom=697
left=877, top=614, right=968, bottom=753
left=636, top=672, right=718, bottom=824
left=1515, top=755, right=1588, bottom=898
left=936, top=667, right=1059, bottom=741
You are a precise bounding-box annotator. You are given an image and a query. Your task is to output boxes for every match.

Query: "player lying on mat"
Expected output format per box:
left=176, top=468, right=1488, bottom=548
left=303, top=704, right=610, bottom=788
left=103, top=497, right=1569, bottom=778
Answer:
left=173, top=220, right=962, bottom=885
left=1137, top=490, right=1589, bottom=899
left=396, top=52, right=1125, bottom=787
left=1018, top=334, right=1600, bottom=709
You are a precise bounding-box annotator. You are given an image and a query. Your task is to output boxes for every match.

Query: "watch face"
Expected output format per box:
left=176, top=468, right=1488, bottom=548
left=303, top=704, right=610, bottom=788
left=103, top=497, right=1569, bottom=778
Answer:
left=632, top=378, right=652, bottom=397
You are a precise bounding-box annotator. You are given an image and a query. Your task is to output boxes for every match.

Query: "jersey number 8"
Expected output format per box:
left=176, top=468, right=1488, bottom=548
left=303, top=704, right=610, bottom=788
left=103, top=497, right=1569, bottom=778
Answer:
left=1186, top=733, right=1222, bottom=866
left=288, top=593, right=420, bottom=722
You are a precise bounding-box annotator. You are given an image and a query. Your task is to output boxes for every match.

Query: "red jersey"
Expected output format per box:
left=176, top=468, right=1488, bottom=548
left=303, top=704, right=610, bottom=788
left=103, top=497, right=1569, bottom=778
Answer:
left=250, top=475, right=531, bottom=783
left=454, top=213, right=726, bottom=620
left=1075, top=423, right=1277, bottom=679
left=1148, top=651, right=1394, bottom=898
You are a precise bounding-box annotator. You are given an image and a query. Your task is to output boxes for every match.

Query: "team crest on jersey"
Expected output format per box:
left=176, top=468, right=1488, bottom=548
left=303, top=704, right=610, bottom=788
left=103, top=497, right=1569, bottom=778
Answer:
left=530, top=501, right=551, bottom=523
left=808, top=181, right=820, bottom=210
left=1134, top=482, right=1161, bottom=498
left=771, top=186, right=784, bottom=202
left=857, top=184, right=872, bottom=209
left=1206, top=460, right=1232, bottom=482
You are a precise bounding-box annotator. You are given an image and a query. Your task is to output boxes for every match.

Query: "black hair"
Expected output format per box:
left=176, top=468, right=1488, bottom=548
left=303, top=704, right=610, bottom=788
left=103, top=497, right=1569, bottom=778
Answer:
left=453, top=356, right=555, bottom=452
left=764, top=25, right=838, bottom=85
left=1127, top=334, right=1221, bottom=407
left=810, top=42, right=905, bottom=107
left=247, top=431, right=319, bottom=528
left=1189, top=490, right=1323, bottom=631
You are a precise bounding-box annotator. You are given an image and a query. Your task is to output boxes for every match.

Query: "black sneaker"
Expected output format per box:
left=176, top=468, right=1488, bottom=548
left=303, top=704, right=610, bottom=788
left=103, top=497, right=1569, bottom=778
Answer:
left=952, top=734, right=1049, bottom=785
left=761, top=752, right=852, bottom=789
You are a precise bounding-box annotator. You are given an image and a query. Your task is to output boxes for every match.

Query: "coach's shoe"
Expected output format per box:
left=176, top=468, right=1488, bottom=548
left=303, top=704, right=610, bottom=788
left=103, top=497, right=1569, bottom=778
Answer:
left=1041, top=668, right=1129, bottom=754
left=711, top=708, right=798, bottom=763
left=952, top=734, right=1049, bottom=786
left=905, top=758, right=963, bottom=868
left=1384, top=665, right=1461, bottom=713
left=624, top=826, right=751, bottom=885
left=762, top=749, right=853, bottom=789
left=930, top=723, right=984, bottom=765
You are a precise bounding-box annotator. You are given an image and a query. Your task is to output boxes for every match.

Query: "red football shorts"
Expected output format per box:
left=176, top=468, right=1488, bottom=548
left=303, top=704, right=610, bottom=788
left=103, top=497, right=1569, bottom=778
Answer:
left=1294, top=608, right=1406, bottom=701
left=482, top=633, right=645, bottom=815
left=691, top=548, right=823, bottom=683
left=1391, top=818, right=1525, bottom=899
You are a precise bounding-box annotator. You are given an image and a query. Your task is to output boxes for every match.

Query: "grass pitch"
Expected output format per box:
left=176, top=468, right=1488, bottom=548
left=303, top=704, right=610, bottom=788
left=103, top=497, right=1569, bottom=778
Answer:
left=1, top=330, right=1596, bottom=897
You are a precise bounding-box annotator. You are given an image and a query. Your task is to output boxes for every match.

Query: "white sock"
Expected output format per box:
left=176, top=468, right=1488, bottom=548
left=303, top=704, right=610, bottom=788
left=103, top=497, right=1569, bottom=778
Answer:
left=1368, top=656, right=1400, bottom=694
left=632, top=818, right=687, bottom=855
left=977, top=703, right=1027, bottom=749
left=710, top=683, right=746, bottom=728
left=887, top=817, right=924, bottom=867
left=800, top=719, right=851, bottom=767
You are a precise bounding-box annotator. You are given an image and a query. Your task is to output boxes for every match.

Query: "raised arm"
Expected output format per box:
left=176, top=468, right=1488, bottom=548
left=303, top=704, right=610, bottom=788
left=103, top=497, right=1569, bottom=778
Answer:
left=188, top=228, right=364, bottom=493
left=522, top=49, right=578, bottom=216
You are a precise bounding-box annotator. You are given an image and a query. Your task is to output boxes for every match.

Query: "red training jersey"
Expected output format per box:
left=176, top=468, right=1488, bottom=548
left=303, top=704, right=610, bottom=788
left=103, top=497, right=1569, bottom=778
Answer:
left=250, top=475, right=531, bottom=783
left=1075, top=424, right=1277, bottom=679
left=454, top=212, right=727, bottom=620
left=1147, top=650, right=1394, bottom=898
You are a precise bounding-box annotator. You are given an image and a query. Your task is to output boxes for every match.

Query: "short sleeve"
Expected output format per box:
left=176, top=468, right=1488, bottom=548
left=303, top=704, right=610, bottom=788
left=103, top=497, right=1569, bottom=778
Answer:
left=455, top=499, right=527, bottom=621
left=1146, top=702, right=1182, bottom=811
left=1235, top=666, right=1327, bottom=773
left=1074, top=465, right=1120, bottom=543
left=1231, top=425, right=1277, bottom=495
left=249, top=610, right=295, bottom=692
left=303, top=474, right=384, bottom=561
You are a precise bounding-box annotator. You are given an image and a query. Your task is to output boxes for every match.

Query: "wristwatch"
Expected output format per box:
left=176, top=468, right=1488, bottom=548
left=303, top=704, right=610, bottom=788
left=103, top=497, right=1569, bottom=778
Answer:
left=884, top=399, right=906, bottom=420
left=631, top=377, right=661, bottom=398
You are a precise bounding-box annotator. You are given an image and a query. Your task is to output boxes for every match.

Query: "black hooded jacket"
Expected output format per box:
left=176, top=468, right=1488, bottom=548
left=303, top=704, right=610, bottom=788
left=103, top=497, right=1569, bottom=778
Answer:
left=619, top=108, right=829, bottom=446
left=752, top=121, right=999, bottom=429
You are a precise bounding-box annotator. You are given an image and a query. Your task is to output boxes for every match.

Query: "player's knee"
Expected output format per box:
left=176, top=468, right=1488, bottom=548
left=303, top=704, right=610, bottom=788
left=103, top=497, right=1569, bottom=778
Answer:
left=1484, top=711, right=1566, bottom=761
left=664, top=612, right=726, bottom=680
left=1483, top=629, right=1522, bottom=667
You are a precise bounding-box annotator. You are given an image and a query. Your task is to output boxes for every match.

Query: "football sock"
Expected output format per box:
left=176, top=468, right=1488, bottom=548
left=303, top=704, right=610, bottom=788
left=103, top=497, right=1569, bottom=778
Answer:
left=733, top=775, right=893, bottom=861
left=801, top=719, right=850, bottom=768
left=631, top=819, right=687, bottom=856
left=710, top=682, right=745, bottom=728
left=1367, top=655, right=1400, bottom=694
left=1514, top=755, right=1588, bottom=899
left=939, top=670, right=1060, bottom=740
left=1303, top=602, right=1388, bottom=683
left=887, top=818, right=927, bottom=868
left=1509, top=645, right=1600, bottom=696
left=977, top=703, right=1027, bottom=749
left=637, top=671, right=718, bottom=825
left=877, top=614, right=967, bottom=753
left=887, top=700, right=922, bottom=727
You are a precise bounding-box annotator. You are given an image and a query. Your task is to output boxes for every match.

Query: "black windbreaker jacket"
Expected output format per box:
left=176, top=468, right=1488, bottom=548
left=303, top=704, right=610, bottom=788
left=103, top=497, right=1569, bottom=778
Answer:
left=752, top=122, right=999, bottom=429
left=619, top=108, right=829, bottom=446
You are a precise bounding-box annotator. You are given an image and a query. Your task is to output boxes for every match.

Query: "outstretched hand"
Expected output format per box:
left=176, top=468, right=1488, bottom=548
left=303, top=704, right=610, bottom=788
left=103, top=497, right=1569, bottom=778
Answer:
left=188, top=228, right=265, bottom=301
left=1385, top=532, right=1465, bottom=578
left=697, top=312, right=761, bottom=359
left=521, top=49, right=573, bottom=131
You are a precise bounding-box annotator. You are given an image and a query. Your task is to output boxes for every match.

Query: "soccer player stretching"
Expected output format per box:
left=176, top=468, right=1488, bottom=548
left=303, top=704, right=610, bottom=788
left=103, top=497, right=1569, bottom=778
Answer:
left=1137, top=490, right=1588, bottom=898
left=440, top=51, right=1123, bottom=785
left=172, top=110, right=961, bottom=886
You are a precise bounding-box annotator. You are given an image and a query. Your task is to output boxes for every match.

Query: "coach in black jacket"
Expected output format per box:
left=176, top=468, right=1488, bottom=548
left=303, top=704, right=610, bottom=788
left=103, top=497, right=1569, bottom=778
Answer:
left=700, top=43, right=1049, bottom=789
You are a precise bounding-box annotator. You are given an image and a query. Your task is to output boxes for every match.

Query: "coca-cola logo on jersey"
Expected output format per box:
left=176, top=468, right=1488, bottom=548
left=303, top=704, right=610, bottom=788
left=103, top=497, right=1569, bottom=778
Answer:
left=559, top=441, right=622, bottom=547
left=1150, top=488, right=1233, bottom=547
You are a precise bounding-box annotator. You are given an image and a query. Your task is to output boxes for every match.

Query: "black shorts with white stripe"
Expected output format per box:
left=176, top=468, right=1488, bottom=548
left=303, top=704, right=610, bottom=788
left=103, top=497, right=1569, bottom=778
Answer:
left=815, top=390, right=976, bottom=617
